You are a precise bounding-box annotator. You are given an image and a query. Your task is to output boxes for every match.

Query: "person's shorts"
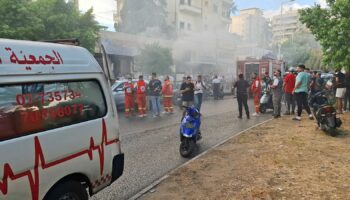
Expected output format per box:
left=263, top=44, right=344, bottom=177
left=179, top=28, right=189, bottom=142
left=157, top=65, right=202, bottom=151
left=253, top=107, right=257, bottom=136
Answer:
left=182, top=101, right=194, bottom=107
left=336, top=88, right=346, bottom=98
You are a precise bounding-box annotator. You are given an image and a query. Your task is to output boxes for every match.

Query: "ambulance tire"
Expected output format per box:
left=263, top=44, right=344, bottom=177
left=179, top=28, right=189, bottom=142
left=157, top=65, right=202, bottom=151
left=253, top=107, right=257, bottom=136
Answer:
left=44, top=180, right=88, bottom=200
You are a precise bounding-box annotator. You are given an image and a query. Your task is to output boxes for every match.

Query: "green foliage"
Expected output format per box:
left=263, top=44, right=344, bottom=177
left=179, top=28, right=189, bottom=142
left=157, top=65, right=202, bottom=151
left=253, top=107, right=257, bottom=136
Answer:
left=119, top=0, right=174, bottom=38
left=299, top=0, right=350, bottom=71
left=136, top=43, right=173, bottom=75
left=0, top=0, right=101, bottom=52
left=278, top=33, right=323, bottom=69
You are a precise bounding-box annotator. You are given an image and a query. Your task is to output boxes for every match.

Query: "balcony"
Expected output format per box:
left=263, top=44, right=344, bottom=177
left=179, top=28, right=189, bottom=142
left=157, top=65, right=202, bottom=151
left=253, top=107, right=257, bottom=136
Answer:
left=179, top=4, right=202, bottom=15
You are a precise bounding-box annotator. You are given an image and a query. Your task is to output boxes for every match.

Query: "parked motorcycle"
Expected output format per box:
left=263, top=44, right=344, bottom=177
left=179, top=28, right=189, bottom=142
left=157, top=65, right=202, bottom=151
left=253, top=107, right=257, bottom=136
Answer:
left=179, top=106, right=201, bottom=157
left=309, top=90, right=342, bottom=136
left=259, top=89, right=274, bottom=113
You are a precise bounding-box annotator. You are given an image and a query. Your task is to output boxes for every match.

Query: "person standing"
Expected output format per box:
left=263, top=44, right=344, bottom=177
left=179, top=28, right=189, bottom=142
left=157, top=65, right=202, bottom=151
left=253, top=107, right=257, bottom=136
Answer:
left=234, top=74, right=250, bottom=119
left=136, top=75, right=147, bottom=117
left=148, top=72, right=162, bottom=117
left=180, top=76, right=195, bottom=107
left=271, top=70, right=283, bottom=118
left=250, top=73, right=261, bottom=116
left=344, top=72, right=350, bottom=112
left=335, top=69, right=346, bottom=114
left=284, top=69, right=296, bottom=115
left=194, top=75, right=207, bottom=111
left=310, top=71, right=324, bottom=95
left=262, top=72, right=272, bottom=90
left=162, top=76, right=174, bottom=114
left=212, top=75, right=221, bottom=100
left=292, top=64, right=314, bottom=121
left=123, top=76, right=135, bottom=117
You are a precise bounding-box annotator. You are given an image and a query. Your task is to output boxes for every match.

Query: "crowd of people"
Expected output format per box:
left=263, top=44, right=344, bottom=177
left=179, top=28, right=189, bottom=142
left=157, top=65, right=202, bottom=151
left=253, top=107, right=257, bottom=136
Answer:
left=233, top=64, right=350, bottom=121
left=122, top=73, right=217, bottom=118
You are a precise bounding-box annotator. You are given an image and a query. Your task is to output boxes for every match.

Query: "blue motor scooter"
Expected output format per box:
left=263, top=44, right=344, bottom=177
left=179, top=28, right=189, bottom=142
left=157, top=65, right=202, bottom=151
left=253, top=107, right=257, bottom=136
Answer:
left=179, top=106, right=201, bottom=157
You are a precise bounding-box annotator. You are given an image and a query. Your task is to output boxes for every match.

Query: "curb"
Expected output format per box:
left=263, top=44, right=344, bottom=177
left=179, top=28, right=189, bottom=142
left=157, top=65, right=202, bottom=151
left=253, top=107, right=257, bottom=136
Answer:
left=128, top=118, right=273, bottom=200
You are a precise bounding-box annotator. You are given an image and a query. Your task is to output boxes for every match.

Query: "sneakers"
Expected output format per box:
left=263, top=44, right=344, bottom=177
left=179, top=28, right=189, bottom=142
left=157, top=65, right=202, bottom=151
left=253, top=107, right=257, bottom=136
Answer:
left=252, top=113, right=260, bottom=117
left=309, top=114, right=314, bottom=120
left=238, top=116, right=242, bottom=119
left=291, top=111, right=295, bottom=115
left=292, top=116, right=301, bottom=121
left=138, top=115, right=143, bottom=118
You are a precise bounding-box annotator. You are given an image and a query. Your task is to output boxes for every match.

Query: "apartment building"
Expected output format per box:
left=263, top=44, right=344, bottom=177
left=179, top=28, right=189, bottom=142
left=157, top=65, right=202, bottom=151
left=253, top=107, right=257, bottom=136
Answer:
left=109, top=0, right=237, bottom=77
left=167, top=0, right=232, bottom=33
left=230, top=8, right=271, bottom=47
left=271, top=9, right=305, bottom=44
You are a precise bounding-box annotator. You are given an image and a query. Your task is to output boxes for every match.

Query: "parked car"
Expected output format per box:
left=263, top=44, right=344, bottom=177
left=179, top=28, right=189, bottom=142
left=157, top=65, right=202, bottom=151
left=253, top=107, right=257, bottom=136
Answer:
left=112, top=79, right=149, bottom=110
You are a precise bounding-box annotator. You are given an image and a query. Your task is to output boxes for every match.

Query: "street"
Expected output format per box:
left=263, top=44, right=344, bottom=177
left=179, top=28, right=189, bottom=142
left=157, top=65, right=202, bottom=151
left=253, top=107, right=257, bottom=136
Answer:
left=91, top=97, right=272, bottom=200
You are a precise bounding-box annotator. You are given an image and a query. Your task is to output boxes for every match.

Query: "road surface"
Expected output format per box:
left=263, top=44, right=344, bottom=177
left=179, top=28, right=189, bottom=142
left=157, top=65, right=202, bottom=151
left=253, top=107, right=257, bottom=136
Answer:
left=91, top=97, right=272, bottom=200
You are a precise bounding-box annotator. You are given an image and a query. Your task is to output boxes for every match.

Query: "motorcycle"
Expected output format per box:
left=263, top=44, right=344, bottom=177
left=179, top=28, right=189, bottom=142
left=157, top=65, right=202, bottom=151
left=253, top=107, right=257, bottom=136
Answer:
left=179, top=106, right=201, bottom=158
left=259, top=89, right=274, bottom=113
left=309, top=90, right=342, bottom=136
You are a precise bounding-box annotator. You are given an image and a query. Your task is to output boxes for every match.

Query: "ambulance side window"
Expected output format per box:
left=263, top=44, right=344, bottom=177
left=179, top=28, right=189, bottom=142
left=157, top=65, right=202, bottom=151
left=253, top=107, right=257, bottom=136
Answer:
left=0, top=80, right=107, bottom=142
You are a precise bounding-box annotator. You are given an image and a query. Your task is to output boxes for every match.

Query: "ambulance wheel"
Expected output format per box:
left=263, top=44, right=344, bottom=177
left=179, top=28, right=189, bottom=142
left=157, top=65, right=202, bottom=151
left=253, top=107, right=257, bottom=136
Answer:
left=44, top=181, right=88, bottom=200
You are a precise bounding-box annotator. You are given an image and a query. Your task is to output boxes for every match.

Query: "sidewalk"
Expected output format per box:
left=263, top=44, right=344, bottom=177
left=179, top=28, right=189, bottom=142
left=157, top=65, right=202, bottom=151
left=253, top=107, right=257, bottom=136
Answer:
left=139, top=114, right=350, bottom=200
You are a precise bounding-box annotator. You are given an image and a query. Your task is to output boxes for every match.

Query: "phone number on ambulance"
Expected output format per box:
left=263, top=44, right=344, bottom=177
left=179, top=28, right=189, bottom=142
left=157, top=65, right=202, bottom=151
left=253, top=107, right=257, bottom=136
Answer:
left=20, top=104, right=84, bottom=122
left=16, top=90, right=82, bottom=106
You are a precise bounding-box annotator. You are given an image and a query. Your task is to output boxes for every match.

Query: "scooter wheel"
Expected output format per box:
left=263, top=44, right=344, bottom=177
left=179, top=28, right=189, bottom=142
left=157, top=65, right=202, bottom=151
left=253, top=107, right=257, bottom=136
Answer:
left=180, top=139, right=195, bottom=158
left=260, top=105, right=267, bottom=113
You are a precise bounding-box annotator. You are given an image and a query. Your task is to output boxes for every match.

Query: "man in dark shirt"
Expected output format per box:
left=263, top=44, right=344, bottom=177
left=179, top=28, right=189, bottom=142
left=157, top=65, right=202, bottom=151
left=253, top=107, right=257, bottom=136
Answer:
left=344, top=72, right=350, bottom=112
left=180, top=76, right=195, bottom=107
left=233, top=74, right=250, bottom=119
left=335, top=69, right=346, bottom=114
left=148, top=72, right=162, bottom=117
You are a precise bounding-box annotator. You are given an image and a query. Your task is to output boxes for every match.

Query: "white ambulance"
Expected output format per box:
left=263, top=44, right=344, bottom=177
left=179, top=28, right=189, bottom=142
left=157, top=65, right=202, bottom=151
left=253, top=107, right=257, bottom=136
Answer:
left=0, top=39, right=124, bottom=200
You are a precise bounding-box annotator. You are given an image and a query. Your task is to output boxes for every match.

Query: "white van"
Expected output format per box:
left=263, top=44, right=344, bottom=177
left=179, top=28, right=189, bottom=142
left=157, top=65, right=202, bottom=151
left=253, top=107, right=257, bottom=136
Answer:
left=0, top=39, right=124, bottom=200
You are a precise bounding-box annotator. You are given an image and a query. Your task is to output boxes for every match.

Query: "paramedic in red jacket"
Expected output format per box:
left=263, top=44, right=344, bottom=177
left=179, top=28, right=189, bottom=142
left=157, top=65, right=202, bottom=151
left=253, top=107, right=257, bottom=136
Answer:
left=123, top=77, right=135, bottom=117
left=162, top=76, right=174, bottom=113
left=251, top=73, right=262, bottom=116
left=136, top=75, right=147, bottom=117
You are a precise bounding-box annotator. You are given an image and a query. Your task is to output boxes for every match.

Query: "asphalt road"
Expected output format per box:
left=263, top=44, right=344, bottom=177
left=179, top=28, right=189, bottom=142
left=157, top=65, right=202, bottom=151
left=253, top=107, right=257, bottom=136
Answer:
left=91, top=97, right=272, bottom=200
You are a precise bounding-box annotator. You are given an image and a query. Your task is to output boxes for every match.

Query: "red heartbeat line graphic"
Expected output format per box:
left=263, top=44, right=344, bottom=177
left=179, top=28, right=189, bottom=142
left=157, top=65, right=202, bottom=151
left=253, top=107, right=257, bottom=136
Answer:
left=0, top=119, right=118, bottom=200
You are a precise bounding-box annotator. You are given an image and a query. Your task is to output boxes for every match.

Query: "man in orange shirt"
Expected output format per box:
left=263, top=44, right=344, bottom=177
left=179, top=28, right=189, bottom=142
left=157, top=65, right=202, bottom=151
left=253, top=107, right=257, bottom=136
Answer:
left=136, top=75, right=147, bottom=117
left=251, top=73, right=261, bottom=116
left=162, top=76, right=174, bottom=113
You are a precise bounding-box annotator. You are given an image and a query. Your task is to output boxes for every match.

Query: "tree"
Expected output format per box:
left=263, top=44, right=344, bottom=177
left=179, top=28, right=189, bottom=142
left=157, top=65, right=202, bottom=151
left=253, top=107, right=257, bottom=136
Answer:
left=0, top=0, right=43, bottom=40
left=136, top=43, right=173, bottom=75
left=119, top=0, right=174, bottom=38
left=299, top=0, right=350, bottom=71
left=0, top=0, right=101, bottom=52
left=277, top=33, right=323, bottom=69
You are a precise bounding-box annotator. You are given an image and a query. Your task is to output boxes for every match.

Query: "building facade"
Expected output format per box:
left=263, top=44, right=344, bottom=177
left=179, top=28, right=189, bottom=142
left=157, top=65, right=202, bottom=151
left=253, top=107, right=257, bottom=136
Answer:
left=230, top=8, right=271, bottom=47
left=110, top=0, right=237, bottom=78
left=271, top=9, right=304, bottom=44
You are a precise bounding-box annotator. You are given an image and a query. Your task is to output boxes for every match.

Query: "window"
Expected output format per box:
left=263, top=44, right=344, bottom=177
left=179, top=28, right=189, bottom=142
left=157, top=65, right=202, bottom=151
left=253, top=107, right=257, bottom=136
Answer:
left=180, top=21, right=185, bottom=30
left=187, top=23, right=191, bottom=30
left=205, top=1, right=208, bottom=6
left=213, top=4, right=218, bottom=13
left=0, top=80, right=107, bottom=142
left=180, top=0, right=185, bottom=5
left=188, top=0, right=191, bottom=6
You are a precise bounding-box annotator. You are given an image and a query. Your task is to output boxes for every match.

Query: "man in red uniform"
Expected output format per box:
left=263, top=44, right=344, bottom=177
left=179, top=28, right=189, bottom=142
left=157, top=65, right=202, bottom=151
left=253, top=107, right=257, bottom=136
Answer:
left=162, top=75, right=174, bottom=113
left=251, top=73, right=261, bottom=116
left=284, top=69, right=296, bottom=115
left=136, top=75, right=147, bottom=117
left=124, top=77, right=135, bottom=117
